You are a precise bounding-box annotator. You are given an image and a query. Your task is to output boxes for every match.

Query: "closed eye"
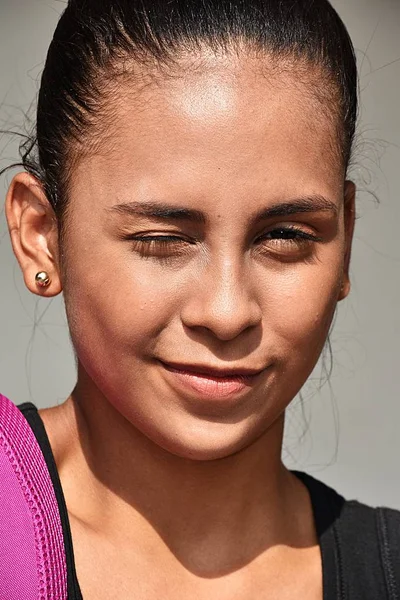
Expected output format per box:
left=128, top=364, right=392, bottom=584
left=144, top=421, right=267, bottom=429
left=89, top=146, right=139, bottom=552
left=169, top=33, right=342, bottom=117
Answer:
left=126, top=235, right=194, bottom=259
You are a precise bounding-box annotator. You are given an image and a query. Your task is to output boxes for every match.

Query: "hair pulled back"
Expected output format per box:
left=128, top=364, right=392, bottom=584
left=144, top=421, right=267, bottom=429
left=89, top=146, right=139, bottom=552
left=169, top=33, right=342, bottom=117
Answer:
left=21, top=0, right=358, bottom=225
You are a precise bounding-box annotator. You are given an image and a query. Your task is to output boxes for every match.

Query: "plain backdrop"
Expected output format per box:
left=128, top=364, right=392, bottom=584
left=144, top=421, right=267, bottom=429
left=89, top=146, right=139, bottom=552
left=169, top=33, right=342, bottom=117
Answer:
left=0, top=0, right=399, bottom=507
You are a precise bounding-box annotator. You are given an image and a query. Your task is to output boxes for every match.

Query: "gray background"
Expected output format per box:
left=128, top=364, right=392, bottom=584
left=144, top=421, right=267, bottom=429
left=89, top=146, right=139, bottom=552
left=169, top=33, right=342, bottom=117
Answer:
left=1, top=0, right=399, bottom=507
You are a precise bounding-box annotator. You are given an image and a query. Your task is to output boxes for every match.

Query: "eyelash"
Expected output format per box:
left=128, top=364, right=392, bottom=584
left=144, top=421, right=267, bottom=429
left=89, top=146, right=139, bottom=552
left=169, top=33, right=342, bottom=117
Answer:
left=257, top=227, right=319, bottom=244
left=126, top=227, right=322, bottom=259
left=128, top=235, right=194, bottom=258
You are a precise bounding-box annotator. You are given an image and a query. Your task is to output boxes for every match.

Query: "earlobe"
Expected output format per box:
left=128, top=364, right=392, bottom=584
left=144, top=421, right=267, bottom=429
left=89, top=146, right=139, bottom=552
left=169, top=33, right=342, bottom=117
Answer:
left=338, top=277, right=351, bottom=301
left=5, top=172, right=62, bottom=297
left=338, top=180, right=356, bottom=302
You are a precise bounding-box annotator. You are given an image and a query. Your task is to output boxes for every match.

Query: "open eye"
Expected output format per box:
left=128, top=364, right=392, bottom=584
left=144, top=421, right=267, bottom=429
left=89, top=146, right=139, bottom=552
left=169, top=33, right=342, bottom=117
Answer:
left=260, top=227, right=317, bottom=241
left=255, top=226, right=322, bottom=259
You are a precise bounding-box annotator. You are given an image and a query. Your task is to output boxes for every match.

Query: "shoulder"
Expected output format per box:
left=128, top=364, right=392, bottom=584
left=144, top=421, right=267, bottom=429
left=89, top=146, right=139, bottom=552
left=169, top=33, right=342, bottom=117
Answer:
left=0, top=393, right=37, bottom=453
left=294, top=470, right=400, bottom=558
left=295, top=469, right=400, bottom=521
left=0, top=394, right=60, bottom=511
left=303, top=469, right=400, bottom=535
left=340, top=498, right=400, bottom=551
left=335, top=500, right=400, bottom=597
left=0, top=393, right=50, bottom=497
left=0, top=393, right=69, bottom=598
left=298, top=470, right=400, bottom=597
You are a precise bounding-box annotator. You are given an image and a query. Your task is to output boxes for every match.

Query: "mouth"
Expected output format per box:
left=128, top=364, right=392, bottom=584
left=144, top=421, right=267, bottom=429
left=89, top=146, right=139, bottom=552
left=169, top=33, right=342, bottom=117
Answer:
left=160, top=361, right=265, bottom=378
left=159, top=360, right=266, bottom=399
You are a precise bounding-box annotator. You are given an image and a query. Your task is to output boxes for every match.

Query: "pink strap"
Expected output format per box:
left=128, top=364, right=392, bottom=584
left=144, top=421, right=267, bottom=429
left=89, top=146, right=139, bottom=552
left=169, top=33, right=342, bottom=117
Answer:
left=0, top=394, right=67, bottom=600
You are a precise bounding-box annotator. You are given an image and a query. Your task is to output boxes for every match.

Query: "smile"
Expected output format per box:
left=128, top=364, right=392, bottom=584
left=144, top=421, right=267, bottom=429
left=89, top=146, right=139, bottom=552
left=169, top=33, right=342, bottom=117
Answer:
left=160, top=361, right=266, bottom=399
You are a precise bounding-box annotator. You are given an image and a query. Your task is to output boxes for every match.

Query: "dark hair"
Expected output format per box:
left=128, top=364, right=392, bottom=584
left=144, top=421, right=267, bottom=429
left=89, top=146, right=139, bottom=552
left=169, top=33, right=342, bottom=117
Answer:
left=21, top=0, right=358, bottom=227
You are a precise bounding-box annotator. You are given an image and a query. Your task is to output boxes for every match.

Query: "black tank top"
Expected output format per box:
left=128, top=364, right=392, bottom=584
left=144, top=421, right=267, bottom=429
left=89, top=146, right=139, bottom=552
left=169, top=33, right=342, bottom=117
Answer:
left=18, top=402, right=400, bottom=600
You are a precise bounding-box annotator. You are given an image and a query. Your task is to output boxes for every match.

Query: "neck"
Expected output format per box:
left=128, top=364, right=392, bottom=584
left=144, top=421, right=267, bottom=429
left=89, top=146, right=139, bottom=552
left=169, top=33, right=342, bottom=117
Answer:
left=51, top=371, right=313, bottom=575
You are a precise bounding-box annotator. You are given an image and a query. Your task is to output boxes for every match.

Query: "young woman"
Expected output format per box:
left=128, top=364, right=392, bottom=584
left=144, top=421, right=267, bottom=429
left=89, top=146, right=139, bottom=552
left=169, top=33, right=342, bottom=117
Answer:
left=1, top=1, right=399, bottom=599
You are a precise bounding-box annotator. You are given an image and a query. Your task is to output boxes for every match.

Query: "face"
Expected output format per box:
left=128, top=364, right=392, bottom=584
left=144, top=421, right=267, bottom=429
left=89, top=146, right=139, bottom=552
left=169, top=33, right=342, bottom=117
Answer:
left=51, top=54, right=354, bottom=459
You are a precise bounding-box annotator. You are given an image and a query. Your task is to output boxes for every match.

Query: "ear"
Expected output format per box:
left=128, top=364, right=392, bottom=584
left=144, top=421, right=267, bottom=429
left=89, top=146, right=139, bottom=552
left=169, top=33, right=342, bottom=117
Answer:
left=5, top=172, right=62, bottom=297
left=338, top=180, right=356, bottom=301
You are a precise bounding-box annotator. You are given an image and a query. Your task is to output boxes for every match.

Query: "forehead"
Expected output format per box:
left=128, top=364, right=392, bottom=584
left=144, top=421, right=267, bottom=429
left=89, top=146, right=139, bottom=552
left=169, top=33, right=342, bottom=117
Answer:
left=72, top=52, right=343, bottom=205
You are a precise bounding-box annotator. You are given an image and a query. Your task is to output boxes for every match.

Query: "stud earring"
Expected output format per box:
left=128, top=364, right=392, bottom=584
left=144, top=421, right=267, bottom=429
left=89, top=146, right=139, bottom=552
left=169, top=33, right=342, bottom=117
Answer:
left=35, top=271, right=51, bottom=288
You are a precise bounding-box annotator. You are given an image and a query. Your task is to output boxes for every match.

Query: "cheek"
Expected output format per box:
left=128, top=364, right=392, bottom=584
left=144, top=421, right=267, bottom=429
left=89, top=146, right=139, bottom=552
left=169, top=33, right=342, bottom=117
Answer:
left=62, top=239, right=189, bottom=365
left=261, top=254, right=343, bottom=369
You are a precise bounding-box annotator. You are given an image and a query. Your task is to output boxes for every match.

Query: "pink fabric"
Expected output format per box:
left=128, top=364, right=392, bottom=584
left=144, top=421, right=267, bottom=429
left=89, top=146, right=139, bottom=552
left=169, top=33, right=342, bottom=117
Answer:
left=0, top=444, right=38, bottom=599
left=0, top=394, right=67, bottom=600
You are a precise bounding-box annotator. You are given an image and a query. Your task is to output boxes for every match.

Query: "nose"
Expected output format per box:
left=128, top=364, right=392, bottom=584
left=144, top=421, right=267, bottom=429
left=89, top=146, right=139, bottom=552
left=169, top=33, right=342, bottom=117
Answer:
left=180, top=258, right=263, bottom=341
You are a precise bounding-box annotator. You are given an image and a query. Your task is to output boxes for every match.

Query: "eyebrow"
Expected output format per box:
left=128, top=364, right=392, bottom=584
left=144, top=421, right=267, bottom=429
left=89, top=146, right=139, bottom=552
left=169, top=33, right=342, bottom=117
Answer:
left=107, top=195, right=338, bottom=224
left=108, top=201, right=206, bottom=224
left=256, top=195, right=338, bottom=219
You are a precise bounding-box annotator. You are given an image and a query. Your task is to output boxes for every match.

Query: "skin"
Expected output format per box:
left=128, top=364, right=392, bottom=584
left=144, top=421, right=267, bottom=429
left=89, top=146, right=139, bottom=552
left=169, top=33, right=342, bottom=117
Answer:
left=6, top=52, right=355, bottom=599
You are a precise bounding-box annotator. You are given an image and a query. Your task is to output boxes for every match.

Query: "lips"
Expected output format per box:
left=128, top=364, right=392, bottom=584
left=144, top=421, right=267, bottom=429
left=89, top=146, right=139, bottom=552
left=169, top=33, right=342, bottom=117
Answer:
left=160, top=360, right=265, bottom=399
left=160, top=361, right=264, bottom=378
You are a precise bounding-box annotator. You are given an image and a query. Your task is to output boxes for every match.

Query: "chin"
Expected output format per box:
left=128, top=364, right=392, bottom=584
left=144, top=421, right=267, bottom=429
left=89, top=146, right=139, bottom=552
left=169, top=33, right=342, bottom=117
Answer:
left=145, top=419, right=263, bottom=461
